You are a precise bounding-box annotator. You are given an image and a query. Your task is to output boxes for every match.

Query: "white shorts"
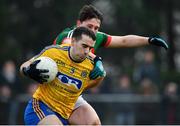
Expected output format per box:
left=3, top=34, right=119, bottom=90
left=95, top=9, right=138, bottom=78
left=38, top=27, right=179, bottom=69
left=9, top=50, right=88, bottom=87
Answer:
left=74, top=95, right=88, bottom=110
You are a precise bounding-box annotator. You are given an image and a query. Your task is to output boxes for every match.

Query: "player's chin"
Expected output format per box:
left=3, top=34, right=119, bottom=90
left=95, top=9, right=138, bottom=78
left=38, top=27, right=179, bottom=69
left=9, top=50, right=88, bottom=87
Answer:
left=79, top=58, right=85, bottom=62
left=79, top=56, right=86, bottom=61
left=75, top=57, right=85, bottom=62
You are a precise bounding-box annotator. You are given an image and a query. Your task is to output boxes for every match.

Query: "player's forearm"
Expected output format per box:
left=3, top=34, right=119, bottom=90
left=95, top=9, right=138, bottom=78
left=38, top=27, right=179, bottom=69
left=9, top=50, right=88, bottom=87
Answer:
left=88, top=52, right=96, bottom=59
left=84, top=77, right=104, bottom=90
left=109, top=35, right=149, bottom=48
left=20, top=57, right=34, bottom=76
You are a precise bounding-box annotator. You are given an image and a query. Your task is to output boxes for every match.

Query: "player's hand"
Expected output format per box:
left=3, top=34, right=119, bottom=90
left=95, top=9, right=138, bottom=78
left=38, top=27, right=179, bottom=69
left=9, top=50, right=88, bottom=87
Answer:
left=148, top=37, right=169, bottom=50
left=89, top=56, right=106, bottom=80
left=22, top=60, right=49, bottom=83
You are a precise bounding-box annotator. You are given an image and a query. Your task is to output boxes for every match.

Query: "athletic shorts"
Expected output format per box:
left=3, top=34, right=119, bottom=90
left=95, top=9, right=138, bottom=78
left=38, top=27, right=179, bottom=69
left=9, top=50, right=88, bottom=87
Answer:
left=24, top=98, right=69, bottom=125
left=74, top=95, right=88, bottom=110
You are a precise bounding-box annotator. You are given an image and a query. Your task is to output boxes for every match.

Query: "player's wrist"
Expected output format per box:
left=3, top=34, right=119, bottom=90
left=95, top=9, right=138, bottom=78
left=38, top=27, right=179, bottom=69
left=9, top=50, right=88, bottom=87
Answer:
left=148, top=37, right=153, bottom=44
left=94, top=56, right=102, bottom=63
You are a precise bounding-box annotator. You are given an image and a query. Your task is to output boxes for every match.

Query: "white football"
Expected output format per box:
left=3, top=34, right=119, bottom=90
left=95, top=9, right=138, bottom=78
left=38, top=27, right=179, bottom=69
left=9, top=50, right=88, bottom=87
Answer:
left=35, top=56, right=58, bottom=83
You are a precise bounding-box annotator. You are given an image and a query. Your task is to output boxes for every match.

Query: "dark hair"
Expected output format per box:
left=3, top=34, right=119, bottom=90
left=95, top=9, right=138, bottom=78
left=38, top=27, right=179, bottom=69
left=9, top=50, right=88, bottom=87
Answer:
left=72, top=27, right=96, bottom=41
left=78, top=5, right=103, bottom=23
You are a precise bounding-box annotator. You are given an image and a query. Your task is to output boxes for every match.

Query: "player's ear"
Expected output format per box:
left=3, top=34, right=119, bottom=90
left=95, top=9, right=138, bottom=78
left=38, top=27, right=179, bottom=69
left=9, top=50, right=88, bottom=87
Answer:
left=71, top=38, right=75, bottom=45
left=76, top=20, right=81, bottom=26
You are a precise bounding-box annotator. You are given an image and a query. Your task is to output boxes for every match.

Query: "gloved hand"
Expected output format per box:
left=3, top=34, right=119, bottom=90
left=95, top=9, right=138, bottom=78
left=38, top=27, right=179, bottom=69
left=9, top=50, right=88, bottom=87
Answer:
left=148, top=37, right=169, bottom=50
left=89, top=56, right=106, bottom=80
left=22, top=60, right=49, bottom=83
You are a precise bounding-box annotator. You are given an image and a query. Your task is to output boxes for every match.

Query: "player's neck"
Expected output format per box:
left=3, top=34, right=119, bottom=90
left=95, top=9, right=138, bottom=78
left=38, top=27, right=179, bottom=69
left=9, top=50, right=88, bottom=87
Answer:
left=69, top=47, right=82, bottom=63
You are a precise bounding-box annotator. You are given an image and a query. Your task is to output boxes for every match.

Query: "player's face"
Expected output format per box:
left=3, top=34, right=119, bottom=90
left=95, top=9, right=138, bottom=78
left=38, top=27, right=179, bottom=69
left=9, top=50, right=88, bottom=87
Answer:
left=77, top=18, right=101, bottom=34
left=71, top=34, right=95, bottom=62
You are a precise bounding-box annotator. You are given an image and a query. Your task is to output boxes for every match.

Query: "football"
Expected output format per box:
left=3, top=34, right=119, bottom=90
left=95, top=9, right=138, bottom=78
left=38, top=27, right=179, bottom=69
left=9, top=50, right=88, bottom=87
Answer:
left=35, top=56, right=58, bottom=83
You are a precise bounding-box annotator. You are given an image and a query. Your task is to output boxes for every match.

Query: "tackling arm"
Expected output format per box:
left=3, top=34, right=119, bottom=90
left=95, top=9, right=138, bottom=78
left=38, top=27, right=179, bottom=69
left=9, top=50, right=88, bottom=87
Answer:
left=109, top=35, right=149, bottom=48
left=84, top=77, right=104, bottom=90
left=108, top=35, right=168, bottom=50
left=83, top=55, right=106, bottom=91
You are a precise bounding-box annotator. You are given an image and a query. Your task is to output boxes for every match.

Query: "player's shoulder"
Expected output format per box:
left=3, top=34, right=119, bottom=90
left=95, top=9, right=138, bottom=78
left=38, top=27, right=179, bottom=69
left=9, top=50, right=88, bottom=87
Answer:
left=62, top=26, right=75, bottom=32
left=97, top=31, right=108, bottom=36
left=34, top=44, right=70, bottom=59
left=60, top=26, right=76, bottom=38
left=44, top=44, right=70, bottom=52
left=59, top=44, right=71, bottom=51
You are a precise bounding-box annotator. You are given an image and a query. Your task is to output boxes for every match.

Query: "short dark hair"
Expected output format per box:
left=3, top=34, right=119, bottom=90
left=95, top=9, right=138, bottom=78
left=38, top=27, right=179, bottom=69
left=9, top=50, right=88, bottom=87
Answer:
left=78, top=5, right=103, bottom=23
left=72, top=27, right=96, bottom=41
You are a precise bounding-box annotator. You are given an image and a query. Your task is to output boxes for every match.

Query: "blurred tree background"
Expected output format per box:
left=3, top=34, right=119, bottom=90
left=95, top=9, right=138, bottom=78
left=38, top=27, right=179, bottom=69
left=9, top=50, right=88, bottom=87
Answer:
left=0, top=0, right=180, bottom=74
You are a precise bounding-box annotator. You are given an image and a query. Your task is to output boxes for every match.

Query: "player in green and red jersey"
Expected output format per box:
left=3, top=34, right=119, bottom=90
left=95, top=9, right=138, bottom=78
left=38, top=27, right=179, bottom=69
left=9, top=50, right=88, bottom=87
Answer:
left=54, top=26, right=112, bottom=54
left=53, top=5, right=168, bottom=125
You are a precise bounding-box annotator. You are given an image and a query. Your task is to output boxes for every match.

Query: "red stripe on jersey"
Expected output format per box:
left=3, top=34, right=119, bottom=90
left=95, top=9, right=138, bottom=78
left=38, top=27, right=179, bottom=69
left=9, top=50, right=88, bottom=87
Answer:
left=90, top=48, right=95, bottom=54
left=53, top=38, right=57, bottom=45
left=104, top=35, right=112, bottom=47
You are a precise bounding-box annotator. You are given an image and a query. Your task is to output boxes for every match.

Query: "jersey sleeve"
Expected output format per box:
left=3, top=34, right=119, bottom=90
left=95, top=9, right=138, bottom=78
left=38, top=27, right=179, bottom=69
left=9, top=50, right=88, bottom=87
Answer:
left=96, top=32, right=112, bottom=48
left=103, top=35, right=112, bottom=47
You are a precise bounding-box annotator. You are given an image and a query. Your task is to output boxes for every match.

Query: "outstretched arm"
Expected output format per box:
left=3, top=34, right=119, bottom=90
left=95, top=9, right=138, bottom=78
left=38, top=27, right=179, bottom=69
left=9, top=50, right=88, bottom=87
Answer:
left=109, top=35, right=149, bottom=48
left=108, top=35, right=168, bottom=50
left=83, top=56, right=106, bottom=91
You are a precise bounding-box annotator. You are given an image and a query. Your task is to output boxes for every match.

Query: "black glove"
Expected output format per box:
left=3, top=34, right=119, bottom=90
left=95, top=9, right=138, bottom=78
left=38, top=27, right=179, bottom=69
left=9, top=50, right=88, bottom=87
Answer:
left=22, top=60, right=49, bottom=83
left=148, top=37, right=169, bottom=50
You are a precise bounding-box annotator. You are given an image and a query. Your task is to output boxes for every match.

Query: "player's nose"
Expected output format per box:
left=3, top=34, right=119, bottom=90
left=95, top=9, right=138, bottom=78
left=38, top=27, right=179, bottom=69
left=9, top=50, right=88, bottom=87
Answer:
left=92, top=29, right=97, bottom=34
